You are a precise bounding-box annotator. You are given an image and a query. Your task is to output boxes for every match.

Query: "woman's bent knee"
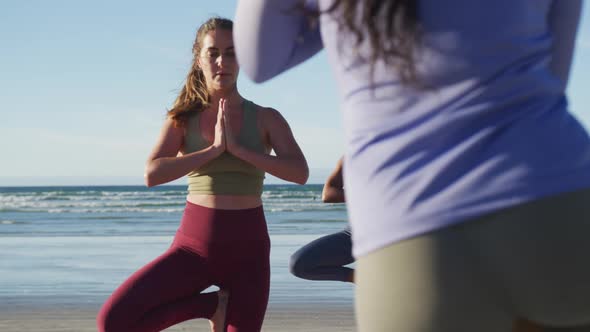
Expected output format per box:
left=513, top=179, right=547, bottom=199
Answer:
left=97, top=302, right=129, bottom=332
left=289, top=251, right=313, bottom=279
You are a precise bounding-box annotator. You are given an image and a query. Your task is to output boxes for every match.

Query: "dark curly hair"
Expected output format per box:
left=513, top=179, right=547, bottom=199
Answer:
left=301, top=0, right=421, bottom=86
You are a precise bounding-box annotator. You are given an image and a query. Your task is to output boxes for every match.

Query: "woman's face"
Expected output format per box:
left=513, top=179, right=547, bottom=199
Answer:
left=197, top=29, right=239, bottom=93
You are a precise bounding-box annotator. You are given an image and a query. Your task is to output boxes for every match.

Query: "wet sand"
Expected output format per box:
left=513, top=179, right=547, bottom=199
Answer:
left=0, top=301, right=355, bottom=332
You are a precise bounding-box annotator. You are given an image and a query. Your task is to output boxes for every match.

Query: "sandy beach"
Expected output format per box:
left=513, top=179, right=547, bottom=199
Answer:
left=0, top=185, right=355, bottom=331
left=0, top=301, right=355, bottom=332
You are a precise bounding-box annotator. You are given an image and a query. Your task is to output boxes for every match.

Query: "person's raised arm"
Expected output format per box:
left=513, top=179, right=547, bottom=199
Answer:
left=227, top=106, right=309, bottom=185
left=144, top=108, right=225, bottom=187
left=548, top=0, right=583, bottom=90
left=234, top=0, right=323, bottom=83
left=322, top=157, right=345, bottom=203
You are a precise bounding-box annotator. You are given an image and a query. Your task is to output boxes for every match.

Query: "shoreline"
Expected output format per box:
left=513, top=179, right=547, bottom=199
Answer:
left=0, top=299, right=355, bottom=332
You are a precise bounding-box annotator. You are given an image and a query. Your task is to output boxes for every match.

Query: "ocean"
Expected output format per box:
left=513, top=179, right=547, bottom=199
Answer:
left=0, top=185, right=354, bottom=308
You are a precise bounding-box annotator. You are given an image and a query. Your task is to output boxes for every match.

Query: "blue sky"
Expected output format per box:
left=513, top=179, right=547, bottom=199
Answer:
left=0, top=1, right=589, bottom=186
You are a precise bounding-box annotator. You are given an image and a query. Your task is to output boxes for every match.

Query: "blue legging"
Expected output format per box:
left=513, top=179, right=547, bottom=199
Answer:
left=289, top=228, right=354, bottom=282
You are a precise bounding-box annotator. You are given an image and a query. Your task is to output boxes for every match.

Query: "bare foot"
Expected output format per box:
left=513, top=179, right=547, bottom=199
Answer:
left=209, top=289, right=229, bottom=332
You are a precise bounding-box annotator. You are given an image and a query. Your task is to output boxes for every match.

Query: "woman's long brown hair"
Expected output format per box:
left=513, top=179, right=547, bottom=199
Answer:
left=167, top=17, right=233, bottom=128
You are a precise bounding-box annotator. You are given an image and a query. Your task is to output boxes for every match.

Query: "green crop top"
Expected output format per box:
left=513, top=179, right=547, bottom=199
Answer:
left=184, top=100, right=266, bottom=195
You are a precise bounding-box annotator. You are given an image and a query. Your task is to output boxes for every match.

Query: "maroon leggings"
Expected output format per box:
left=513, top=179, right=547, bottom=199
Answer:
left=97, top=202, right=271, bottom=332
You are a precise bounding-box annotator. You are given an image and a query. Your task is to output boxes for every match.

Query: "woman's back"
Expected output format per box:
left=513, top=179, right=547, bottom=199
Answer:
left=234, top=1, right=590, bottom=330
left=312, top=0, right=590, bottom=256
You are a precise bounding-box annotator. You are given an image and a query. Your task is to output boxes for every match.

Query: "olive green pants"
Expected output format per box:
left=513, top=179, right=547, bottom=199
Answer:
left=356, top=189, right=590, bottom=332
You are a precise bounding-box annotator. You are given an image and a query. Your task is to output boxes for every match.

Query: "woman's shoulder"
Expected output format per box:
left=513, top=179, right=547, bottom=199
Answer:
left=247, top=100, right=284, bottom=121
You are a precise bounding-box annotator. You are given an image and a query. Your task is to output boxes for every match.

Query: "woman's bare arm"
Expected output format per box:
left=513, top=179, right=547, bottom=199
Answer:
left=229, top=107, right=309, bottom=185
left=322, top=157, right=345, bottom=203
left=144, top=115, right=224, bottom=187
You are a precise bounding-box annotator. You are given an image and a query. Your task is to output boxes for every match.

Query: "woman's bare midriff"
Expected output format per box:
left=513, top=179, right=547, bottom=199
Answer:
left=187, top=194, right=263, bottom=210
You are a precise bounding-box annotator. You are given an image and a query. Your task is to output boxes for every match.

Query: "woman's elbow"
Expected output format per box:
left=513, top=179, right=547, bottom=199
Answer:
left=242, top=64, right=273, bottom=84
left=144, top=172, right=157, bottom=188
left=235, top=49, right=278, bottom=83
left=144, top=163, right=160, bottom=188
left=294, top=176, right=308, bottom=185
left=234, top=43, right=273, bottom=83
left=322, top=193, right=336, bottom=203
left=294, top=166, right=309, bottom=185
left=321, top=187, right=345, bottom=203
